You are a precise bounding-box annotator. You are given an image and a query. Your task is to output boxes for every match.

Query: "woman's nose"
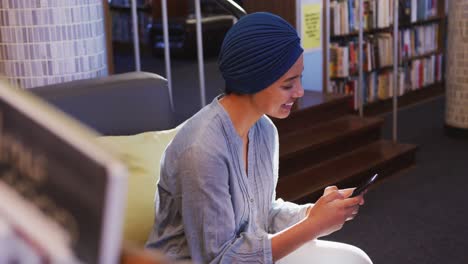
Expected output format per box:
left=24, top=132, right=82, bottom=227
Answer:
left=294, top=82, right=304, bottom=98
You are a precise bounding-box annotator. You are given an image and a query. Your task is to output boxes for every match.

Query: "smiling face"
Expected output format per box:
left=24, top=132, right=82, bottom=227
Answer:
left=249, top=54, right=304, bottom=119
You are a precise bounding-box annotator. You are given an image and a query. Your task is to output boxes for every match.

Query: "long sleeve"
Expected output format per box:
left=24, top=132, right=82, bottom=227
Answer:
left=179, top=146, right=273, bottom=264
left=268, top=193, right=311, bottom=234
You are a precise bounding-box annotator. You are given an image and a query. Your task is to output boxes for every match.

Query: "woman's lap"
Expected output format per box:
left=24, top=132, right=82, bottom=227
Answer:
left=276, top=240, right=373, bottom=264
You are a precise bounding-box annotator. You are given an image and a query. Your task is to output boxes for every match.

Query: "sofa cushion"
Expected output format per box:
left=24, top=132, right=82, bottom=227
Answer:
left=97, top=126, right=179, bottom=246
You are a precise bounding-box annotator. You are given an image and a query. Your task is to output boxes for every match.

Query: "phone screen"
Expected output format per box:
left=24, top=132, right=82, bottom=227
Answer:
left=351, top=173, right=379, bottom=197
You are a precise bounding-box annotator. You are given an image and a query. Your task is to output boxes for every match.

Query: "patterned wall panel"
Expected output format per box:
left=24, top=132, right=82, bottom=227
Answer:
left=446, top=1, right=468, bottom=129
left=0, top=0, right=108, bottom=89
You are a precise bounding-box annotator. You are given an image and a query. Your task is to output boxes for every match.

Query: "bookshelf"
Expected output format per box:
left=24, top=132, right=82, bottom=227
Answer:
left=328, top=0, right=447, bottom=114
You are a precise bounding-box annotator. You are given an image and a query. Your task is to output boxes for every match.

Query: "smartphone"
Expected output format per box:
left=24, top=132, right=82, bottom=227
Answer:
left=351, top=173, right=379, bottom=197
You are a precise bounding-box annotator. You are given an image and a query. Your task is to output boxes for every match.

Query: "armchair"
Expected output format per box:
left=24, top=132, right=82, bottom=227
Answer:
left=31, top=71, right=372, bottom=263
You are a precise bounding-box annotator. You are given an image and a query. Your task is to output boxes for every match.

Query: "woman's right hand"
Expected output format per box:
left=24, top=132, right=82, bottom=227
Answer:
left=304, top=186, right=362, bottom=238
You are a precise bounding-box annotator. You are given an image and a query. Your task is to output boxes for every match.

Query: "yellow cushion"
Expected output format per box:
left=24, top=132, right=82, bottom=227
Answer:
left=97, top=127, right=179, bottom=246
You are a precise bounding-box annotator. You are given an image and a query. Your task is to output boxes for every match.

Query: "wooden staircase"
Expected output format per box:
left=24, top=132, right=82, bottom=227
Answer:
left=273, top=91, right=418, bottom=203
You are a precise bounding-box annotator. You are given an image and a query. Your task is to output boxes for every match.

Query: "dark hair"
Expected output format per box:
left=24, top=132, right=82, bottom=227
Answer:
left=223, top=86, right=242, bottom=96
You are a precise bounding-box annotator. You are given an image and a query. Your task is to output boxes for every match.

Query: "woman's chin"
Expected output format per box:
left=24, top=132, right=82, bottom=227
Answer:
left=269, top=109, right=291, bottom=119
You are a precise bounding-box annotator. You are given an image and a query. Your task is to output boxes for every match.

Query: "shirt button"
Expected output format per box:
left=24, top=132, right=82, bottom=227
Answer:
left=250, top=198, right=254, bottom=203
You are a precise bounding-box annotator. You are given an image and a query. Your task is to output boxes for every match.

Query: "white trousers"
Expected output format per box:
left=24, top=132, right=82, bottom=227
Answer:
left=276, top=240, right=373, bottom=264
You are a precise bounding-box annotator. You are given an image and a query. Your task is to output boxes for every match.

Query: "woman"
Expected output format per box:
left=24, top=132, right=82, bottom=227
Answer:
left=147, top=12, right=370, bottom=263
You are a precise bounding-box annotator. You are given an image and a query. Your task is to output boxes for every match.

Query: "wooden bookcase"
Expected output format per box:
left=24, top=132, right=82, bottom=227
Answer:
left=244, top=0, right=447, bottom=114
left=328, top=0, right=447, bottom=115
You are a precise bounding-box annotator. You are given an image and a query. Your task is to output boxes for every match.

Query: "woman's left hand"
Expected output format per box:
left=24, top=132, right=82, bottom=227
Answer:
left=322, top=186, right=365, bottom=221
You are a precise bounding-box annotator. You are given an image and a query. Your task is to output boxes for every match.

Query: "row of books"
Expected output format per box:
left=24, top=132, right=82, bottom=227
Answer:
left=329, top=71, right=401, bottom=108
left=329, top=54, right=443, bottom=107
left=331, top=0, right=396, bottom=35
left=407, top=53, right=443, bottom=90
left=111, top=9, right=152, bottom=44
left=0, top=3, right=103, bottom=27
left=331, top=0, right=440, bottom=36
left=330, top=33, right=394, bottom=78
left=400, top=23, right=439, bottom=60
left=330, top=22, right=440, bottom=78
left=400, top=0, right=439, bottom=25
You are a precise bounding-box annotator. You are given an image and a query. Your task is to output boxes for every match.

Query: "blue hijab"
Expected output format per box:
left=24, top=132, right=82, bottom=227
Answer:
left=218, top=12, right=303, bottom=94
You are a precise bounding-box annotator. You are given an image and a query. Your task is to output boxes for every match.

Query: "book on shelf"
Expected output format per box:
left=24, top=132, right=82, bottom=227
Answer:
left=407, top=0, right=440, bottom=23
left=329, top=78, right=359, bottom=109
left=330, top=43, right=350, bottom=78
left=399, top=23, right=439, bottom=60
left=410, top=54, right=443, bottom=90
left=399, top=0, right=412, bottom=24
left=398, top=0, right=438, bottom=25
left=329, top=33, right=394, bottom=79
left=0, top=81, right=128, bottom=263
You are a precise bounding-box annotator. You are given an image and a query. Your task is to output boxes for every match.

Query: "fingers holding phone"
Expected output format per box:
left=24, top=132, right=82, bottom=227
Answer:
left=306, top=189, right=365, bottom=237
left=351, top=174, right=379, bottom=197
left=322, top=186, right=365, bottom=209
left=346, top=205, right=360, bottom=221
left=342, top=195, right=363, bottom=221
left=329, top=186, right=366, bottom=222
left=328, top=187, right=365, bottom=206
left=323, top=185, right=339, bottom=196
left=338, top=188, right=355, bottom=198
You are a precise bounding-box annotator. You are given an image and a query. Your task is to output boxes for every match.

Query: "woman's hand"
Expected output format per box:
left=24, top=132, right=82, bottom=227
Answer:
left=304, top=186, right=364, bottom=238
left=270, top=186, right=366, bottom=261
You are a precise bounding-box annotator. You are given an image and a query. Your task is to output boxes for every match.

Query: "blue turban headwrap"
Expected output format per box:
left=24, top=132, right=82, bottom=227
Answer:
left=218, top=12, right=303, bottom=94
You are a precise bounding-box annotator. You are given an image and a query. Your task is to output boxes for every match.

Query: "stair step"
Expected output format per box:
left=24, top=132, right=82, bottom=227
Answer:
left=279, top=115, right=383, bottom=176
left=276, top=140, right=418, bottom=203
left=274, top=91, right=352, bottom=135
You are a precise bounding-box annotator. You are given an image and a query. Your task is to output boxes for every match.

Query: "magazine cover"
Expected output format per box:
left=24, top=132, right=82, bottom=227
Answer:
left=0, top=81, right=127, bottom=263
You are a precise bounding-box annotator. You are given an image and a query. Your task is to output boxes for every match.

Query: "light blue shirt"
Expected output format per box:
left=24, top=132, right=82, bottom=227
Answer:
left=146, top=96, right=310, bottom=263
